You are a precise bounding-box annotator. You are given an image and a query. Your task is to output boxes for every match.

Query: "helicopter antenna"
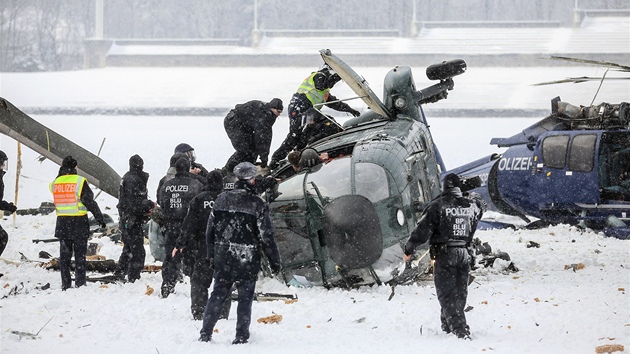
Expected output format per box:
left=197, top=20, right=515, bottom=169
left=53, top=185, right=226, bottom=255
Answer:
left=311, top=106, right=346, bottom=131
left=590, top=67, right=609, bottom=106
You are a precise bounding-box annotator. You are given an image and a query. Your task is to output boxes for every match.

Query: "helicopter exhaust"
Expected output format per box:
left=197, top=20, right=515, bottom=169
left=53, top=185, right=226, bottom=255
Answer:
left=322, top=195, right=383, bottom=270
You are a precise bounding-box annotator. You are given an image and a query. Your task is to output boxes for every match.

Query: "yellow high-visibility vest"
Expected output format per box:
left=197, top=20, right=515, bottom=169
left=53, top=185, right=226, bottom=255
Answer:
left=50, top=175, right=88, bottom=216
left=296, top=72, right=330, bottom=106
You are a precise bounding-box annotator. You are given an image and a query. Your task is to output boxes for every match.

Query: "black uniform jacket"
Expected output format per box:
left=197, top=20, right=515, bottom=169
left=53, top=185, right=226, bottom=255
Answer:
left=157, top=172, right=204, bottom=224
left=298, top=115, right=343, bottom=150
left=176, top=187, right=221, bottom=256
left=117, top=166, right=153, bottom=220
left=224, top=100, right=277, bottom=165
left=404, top=187, right=484, bottom=254
left=205, top=181, right=281, bottom=282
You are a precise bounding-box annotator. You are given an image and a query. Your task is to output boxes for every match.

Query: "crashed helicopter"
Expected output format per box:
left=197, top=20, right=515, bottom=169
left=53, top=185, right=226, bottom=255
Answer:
left=0, top=50, right=469, bottom=288
left=264, top=49, right=467, bottom=288
left=447, top=57, right=630, bottom=239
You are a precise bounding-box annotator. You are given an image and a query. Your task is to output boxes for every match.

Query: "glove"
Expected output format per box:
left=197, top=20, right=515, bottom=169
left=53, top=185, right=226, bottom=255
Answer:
left=270, top=264, right=282, bottom=277
left=349, top=109, right=361, bottom=117
left=6, top=203, right=17, bottom=214
left=269, top=159, right=279, bottom=170
left=468, top=192, right=488, bottom=213
left=98, top=220, right=107, bottom=229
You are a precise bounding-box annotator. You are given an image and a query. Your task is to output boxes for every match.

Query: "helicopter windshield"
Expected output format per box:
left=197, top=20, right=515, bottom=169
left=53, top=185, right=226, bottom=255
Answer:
left=354, top=162, right=389, bottom=202
left=305, top=157, right=351, bottom=204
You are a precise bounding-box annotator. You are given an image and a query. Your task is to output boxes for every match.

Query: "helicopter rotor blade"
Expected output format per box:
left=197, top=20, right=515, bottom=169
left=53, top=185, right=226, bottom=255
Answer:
left=547, top=56, right=630, bottom=72
left=532, top=76, right=630, bottom=86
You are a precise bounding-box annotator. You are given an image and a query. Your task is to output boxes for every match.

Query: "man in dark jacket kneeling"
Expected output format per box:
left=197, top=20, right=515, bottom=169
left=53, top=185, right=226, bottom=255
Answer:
left=199, top=162, right=282, bottom=345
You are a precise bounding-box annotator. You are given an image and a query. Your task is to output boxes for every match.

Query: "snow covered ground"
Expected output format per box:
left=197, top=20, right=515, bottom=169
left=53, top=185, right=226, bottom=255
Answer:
left=0, top=64, right=629, bottom=353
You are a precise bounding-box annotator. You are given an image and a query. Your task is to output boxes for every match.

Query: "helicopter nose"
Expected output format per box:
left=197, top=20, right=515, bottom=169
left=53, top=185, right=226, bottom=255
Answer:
left=323, top=195, right=383, bottom=269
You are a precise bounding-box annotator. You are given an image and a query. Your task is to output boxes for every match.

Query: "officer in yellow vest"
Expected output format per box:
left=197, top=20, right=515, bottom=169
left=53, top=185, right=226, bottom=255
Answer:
left=50, top=156, right=106, bottom=290
left=269, top=64, right=360, bottom=169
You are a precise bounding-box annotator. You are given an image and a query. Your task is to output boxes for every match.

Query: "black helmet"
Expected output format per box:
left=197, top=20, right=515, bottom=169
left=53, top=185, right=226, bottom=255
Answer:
left=174, top=143, right=194, bottom=154
left=174, top=143, right=196, bottom=162
left=299, top=148, right=320, bottom=168
left=313, top=72, right=328, bottom=91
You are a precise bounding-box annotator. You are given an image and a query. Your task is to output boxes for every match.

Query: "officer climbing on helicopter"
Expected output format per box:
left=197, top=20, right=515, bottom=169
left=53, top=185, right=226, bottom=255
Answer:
left=269, top=64, right=360, bottom=169
left=223, top=98, right=283, bottom=174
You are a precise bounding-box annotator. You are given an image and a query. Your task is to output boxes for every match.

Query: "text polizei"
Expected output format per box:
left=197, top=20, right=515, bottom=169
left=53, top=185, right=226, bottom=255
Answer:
left=165, top=185, right=189, bottom=193
left=445, top=207, right=474, bottom=237
left=53, top=184, right=76, bottom=193
left=497, top=156, right=532, bottom=171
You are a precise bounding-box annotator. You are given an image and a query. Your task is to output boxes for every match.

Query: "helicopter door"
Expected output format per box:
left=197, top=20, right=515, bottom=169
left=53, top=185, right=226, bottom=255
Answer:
left=266, top=173, right=323, bottom=285
left=599, top=131, right=630, bottom=201
left=535, top=133, right=599, bottom=204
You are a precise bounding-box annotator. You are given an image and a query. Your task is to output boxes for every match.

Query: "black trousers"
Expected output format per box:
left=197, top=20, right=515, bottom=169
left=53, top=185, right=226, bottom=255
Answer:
left=190, top=256, right=213, bottom=317
left=224, top=150, right=256, bottom=174
left=116, top=216, right=146, bottom=282
left=0, top=225, right=8, bottom=257
left=200, top=278, right=255, bottom=341
left=59, top=238, right=88, bottom=290
left=161, top=223, right=183, bottom=292
left=271, top=100, right=309, bottom=163
left=434, top=247, right=470, bottom=335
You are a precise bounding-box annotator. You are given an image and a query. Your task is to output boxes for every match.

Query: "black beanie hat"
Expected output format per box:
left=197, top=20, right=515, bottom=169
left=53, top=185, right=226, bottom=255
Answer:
left=62, top=156, right=77, bottom=169
left=129, top=154, right=144, bottom=170
left=443, top=173, right=461, bottom=189
left=269, top=98, right=283, bottom=111
left=206, top=169, right=224, bottom=191
left=174, top=157, right=190, bottom=173
left=170, top=153, right=188, bottom=167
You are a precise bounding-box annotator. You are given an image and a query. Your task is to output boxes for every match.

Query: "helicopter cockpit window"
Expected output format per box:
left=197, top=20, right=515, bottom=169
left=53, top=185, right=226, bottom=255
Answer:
left=542, top=135, right=570, bottom=169
left=568, top=134, right=596, bottom=172
left=273, top=173, right=306, bottom=201
left=305, top=157, right=351, bottom=203
left=354, top=162, right=389, bottom=203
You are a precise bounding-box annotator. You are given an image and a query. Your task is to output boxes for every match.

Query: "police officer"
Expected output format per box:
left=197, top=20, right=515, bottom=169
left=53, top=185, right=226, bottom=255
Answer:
left=270, top=64, right=359, bottom=168
left=298, top=108, right=343, bottom=149
left=403, top=173, right=486, bottom=340
left=174, top=143, right=208, bottom=177
left=172, top=169, right=231, bottom=320
left=0, top=150, right=17, bottom=258
left=223, top=98, right=283, bottom=173
left=199, top=162, right=282, bottom=345
left=50, top=156, right=106, bottom=290
left=157, top=157, right=204, bottom=298
left=156, top=152, right=205, bottom=200
left=115, top=154, right=155, bottom=283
